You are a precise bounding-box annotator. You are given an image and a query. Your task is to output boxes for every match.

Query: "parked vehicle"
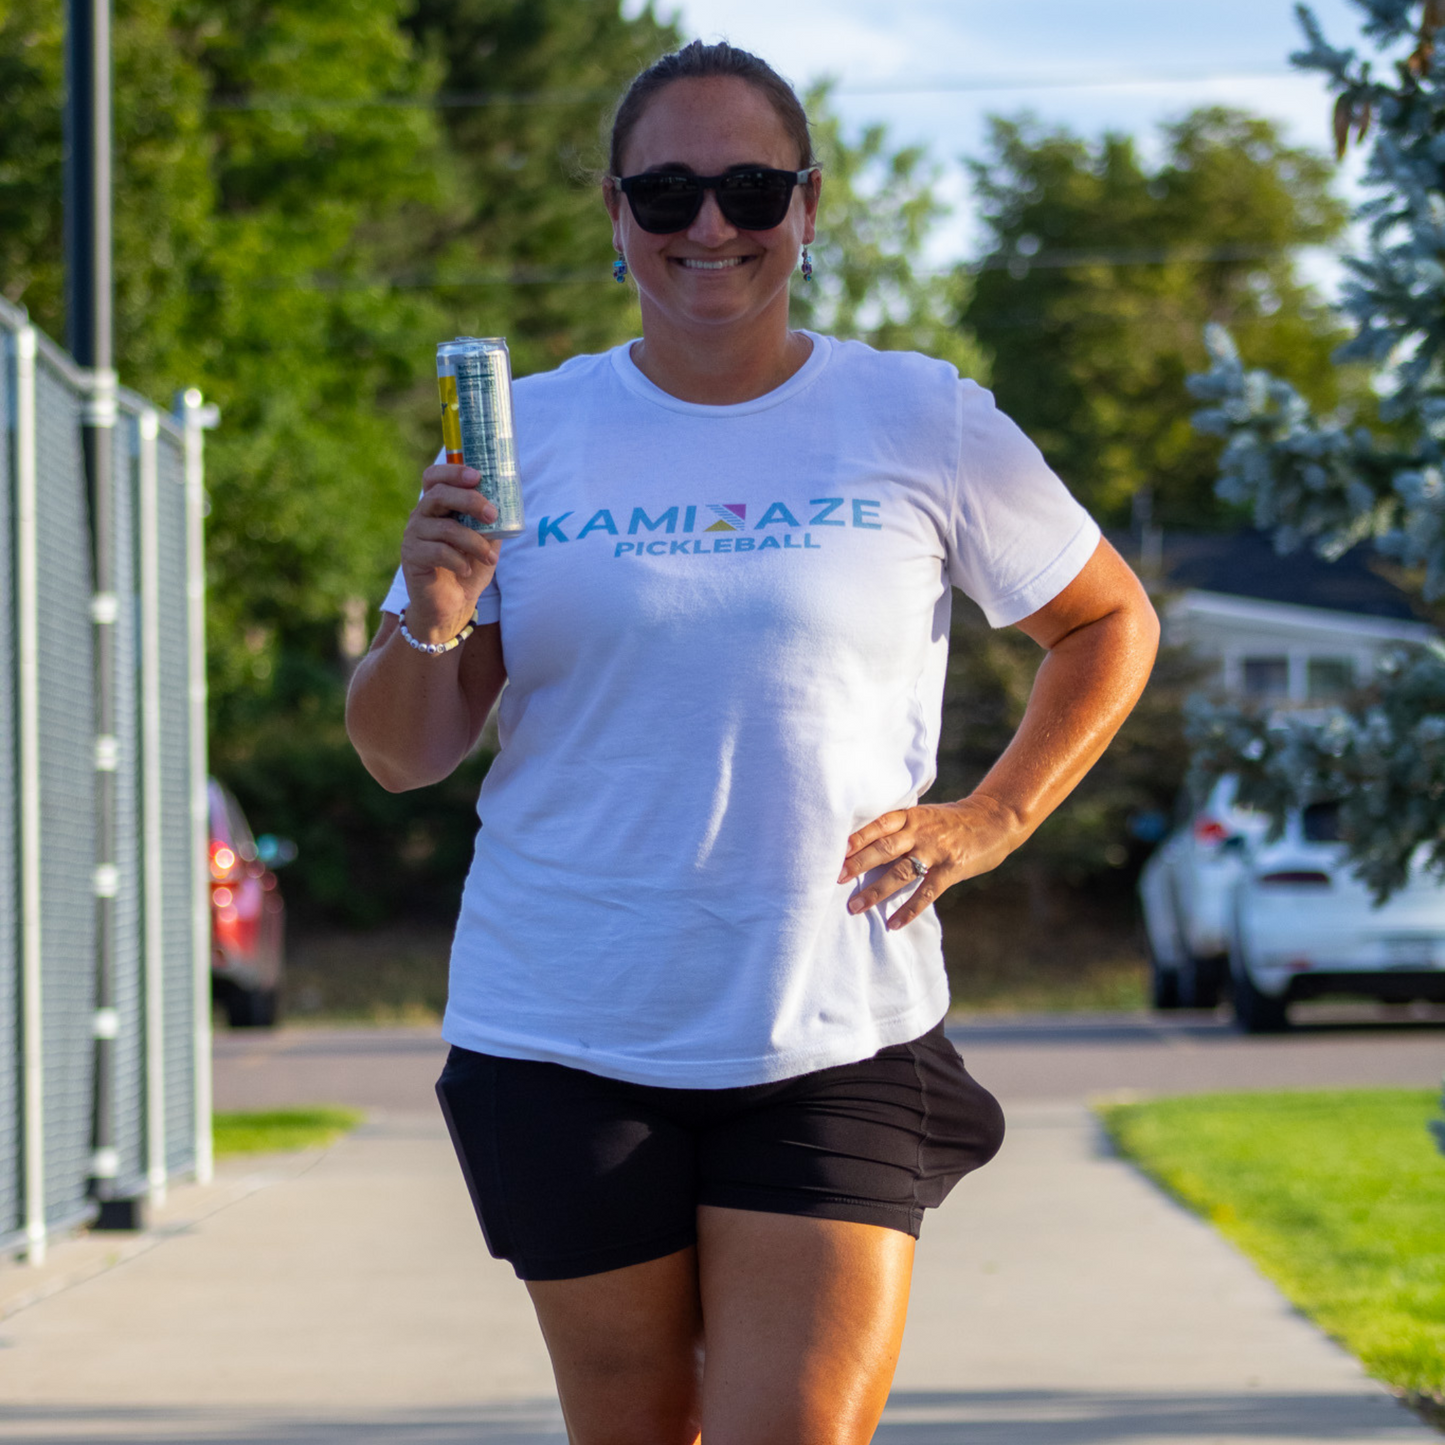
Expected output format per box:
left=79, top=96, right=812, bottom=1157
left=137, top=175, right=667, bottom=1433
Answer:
left=1142, top=779, right=1445, bottom=1030
left=1138, top=777, right=1269, bottom=1009
left=1226, top=801, right=1445, bottom=1031
left=209, top=778, right=294, bottom=1028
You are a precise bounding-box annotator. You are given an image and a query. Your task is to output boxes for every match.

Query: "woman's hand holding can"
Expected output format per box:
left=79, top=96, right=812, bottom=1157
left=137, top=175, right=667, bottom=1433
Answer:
left=399, top=462, right=503, bottom=645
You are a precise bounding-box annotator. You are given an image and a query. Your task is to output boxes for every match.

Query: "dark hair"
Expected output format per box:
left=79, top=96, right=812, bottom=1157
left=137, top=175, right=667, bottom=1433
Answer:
left=609, top=40, right=816, bottom=177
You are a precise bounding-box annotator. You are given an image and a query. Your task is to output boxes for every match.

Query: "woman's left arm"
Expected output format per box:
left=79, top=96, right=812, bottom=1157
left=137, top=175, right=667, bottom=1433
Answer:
left=839, top=537, right=1160, bottom=929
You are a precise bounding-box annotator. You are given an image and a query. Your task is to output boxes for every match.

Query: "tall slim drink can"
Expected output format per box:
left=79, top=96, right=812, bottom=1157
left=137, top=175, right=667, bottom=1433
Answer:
left=436, top=336, right=525, bottom=537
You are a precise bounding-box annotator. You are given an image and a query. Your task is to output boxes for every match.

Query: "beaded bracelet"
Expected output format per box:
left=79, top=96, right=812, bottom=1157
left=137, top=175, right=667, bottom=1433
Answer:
left=398, top=610, right=475, bottom=656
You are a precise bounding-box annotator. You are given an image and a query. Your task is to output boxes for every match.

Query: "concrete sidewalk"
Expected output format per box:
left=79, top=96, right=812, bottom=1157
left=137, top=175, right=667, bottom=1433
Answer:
left=0, top=1103, right=1434, bottom=1444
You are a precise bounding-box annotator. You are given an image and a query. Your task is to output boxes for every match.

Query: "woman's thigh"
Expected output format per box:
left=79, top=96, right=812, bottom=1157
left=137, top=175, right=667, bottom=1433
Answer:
left=697, top=1206, right=915, bottom=1445
left=524, top=1209, right=914, bottom=1445
left=526, top=1246, right=704, bottom=1445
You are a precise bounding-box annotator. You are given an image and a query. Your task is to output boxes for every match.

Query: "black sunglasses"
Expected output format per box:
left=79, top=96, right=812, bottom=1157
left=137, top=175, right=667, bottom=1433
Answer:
left=613, top=167, right=817, bottom=234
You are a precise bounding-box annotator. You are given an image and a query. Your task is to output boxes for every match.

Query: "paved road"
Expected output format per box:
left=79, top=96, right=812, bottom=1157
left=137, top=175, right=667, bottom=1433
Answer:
left=214, top=1004, right=1445, bottom=1115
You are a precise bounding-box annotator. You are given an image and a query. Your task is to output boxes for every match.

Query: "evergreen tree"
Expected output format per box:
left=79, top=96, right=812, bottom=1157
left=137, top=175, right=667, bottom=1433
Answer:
left=1186, top=1, right=1445, bottom=909
left=962, top=107, right=1359, bottom=527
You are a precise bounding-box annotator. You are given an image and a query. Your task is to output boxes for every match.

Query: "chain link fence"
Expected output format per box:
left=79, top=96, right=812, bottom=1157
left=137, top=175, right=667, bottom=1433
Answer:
left=0, top=297, right=211, bottom=1262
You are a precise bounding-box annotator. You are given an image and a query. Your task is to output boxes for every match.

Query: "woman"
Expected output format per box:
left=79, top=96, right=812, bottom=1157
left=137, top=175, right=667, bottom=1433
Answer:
left=347, top=40, right=1158, bottom=1445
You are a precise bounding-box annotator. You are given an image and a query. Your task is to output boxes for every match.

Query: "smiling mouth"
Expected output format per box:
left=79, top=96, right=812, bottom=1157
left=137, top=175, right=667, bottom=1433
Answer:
left=674, top=257, right=751, bottom=270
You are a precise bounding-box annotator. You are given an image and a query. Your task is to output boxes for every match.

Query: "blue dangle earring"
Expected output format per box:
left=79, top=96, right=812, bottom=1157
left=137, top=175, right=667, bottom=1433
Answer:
left=613, top=253, right=628, bottom=283
left=800, top=247, right=814, bottom=283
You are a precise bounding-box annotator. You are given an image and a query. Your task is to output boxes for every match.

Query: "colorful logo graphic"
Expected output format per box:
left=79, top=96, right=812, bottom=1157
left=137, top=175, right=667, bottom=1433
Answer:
left=532, top=496, right=883, bottom=551
left=705, top=504, right=747, bottom=532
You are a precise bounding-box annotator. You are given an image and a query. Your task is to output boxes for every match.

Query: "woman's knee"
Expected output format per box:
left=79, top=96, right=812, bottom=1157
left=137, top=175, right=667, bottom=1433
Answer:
left=540, top=1338, right=702, bottom=1445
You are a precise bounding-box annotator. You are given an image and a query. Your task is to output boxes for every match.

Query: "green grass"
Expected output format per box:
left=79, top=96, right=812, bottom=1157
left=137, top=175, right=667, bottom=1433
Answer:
left=1099, top=1089, right=1445, bottom=1403
left=212, top=1107, right=363, bottom=1157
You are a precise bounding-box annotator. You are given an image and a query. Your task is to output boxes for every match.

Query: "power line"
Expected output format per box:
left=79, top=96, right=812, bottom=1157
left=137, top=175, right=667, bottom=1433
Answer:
left=969, top=242, right=1297, bottom=273
left=184, top=267, right=618, bottom=291
left=206, top=67, right=1302, bottom=113
left=207, top=88, right=607, bottom=112
left=837, top=66, right=1299, bottom=96
left=173, top=242, right=1338, bottom=295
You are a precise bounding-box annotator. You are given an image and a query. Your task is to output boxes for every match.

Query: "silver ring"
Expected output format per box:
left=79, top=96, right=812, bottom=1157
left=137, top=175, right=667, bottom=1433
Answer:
left=904, top=853, right=928, bottom=880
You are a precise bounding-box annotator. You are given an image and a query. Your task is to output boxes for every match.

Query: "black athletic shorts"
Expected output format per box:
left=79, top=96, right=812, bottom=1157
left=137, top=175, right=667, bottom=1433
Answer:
left=435, top=1019, right=1005, bottom=1281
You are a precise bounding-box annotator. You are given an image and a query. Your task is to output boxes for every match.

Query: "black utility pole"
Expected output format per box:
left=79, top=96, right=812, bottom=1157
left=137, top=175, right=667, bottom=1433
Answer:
left=64, top=0, right=111, bottom=376
left=66, top=0, right=133, bottom=1228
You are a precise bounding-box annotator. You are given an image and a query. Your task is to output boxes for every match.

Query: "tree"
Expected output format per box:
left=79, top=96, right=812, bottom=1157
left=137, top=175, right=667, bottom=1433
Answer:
left=961, top=107, right=1360, bottom=528
left=400, top=0, right=677, bottom=376
left=0, top=5, right=999, bottom=924
left=0, top=0, right=66, bottom=324
left=1, top=0, right=685, bottom=741
left=185, top=0, right=458, bottom=739
left=1, top=0, right=214, bottom=375
left=1, top=0, right=459, bottom=737
left=790, top=84, right=987, bottom=380
left=1185, top=0, right=1445, bottom=920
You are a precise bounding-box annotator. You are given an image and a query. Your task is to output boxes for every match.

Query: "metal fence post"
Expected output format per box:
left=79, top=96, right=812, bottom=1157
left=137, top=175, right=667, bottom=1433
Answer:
left=137, top=408, right=167, bottom=1205
left=180, top=390, right=216, bottom=1185
left=15, top=327, right=45, bottom=1266
left=86, top=364, right=125, bottom=1222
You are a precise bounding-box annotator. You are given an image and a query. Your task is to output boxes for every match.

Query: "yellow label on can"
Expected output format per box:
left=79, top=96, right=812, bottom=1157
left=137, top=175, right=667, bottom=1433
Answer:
left=438, top=373, right=464, bottom=464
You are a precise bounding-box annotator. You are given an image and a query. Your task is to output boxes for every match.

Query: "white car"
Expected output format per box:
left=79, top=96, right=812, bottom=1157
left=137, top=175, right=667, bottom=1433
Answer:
left=1138, top=777, right=1269, bottom=1009
left=1226, top=803, right=1445, bottom=1031
left=1141, top=780, right=1445, bottom=1029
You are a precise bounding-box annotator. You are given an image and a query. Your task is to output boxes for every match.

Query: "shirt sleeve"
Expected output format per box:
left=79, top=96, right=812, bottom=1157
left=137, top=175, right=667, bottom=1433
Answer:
left=946, top=381, right=1101, bottom=627
left=378, top=447, right=502, bottom=623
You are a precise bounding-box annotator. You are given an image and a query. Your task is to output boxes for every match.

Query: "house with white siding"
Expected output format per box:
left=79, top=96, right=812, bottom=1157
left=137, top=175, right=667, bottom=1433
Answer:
left=1136, top=532, right=1436, bottom=703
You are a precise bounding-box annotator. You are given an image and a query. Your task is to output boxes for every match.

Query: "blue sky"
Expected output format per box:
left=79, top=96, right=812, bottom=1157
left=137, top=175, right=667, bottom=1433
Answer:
left=630, top=0, right=1378, bottom=277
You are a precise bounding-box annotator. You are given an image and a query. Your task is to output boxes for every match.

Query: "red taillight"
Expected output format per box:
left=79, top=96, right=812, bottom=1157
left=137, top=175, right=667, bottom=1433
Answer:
left=210, top=842, right=237, bottom=881
left=1193, top=817, right=1229, bottom=845
left=1258, top=870, right=1332, bottom=887
left=212, top=886, right=233, bottom=908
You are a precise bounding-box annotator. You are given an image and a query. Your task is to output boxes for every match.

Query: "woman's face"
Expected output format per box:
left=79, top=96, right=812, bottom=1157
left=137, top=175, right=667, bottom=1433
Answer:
left=606, top=76, right=819, bottom=338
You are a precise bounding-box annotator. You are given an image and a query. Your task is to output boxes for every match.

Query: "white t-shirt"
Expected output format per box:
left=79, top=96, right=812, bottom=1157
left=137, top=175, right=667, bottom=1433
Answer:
left=382, top=332, right=1100, bottom=1087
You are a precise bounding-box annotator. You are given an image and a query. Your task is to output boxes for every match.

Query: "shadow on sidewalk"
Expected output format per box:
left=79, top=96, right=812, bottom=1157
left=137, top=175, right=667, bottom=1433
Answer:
left=0, top=1401, right=560, bottom=1443
left=876, top=1389, right=1430, bottom=1442
left=0, top=1389, right=1429, bottom=1443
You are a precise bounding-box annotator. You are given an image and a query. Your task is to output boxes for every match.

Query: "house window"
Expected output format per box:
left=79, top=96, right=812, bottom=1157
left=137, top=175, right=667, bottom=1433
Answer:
left=1242, top=655, right=1289, bottom=699
left=1307, top=656, right=1354, bottom=702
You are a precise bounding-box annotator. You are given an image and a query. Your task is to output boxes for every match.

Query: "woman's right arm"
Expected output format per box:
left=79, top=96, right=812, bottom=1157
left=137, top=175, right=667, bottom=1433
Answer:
left=346, top=463, right=509, bottom=792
